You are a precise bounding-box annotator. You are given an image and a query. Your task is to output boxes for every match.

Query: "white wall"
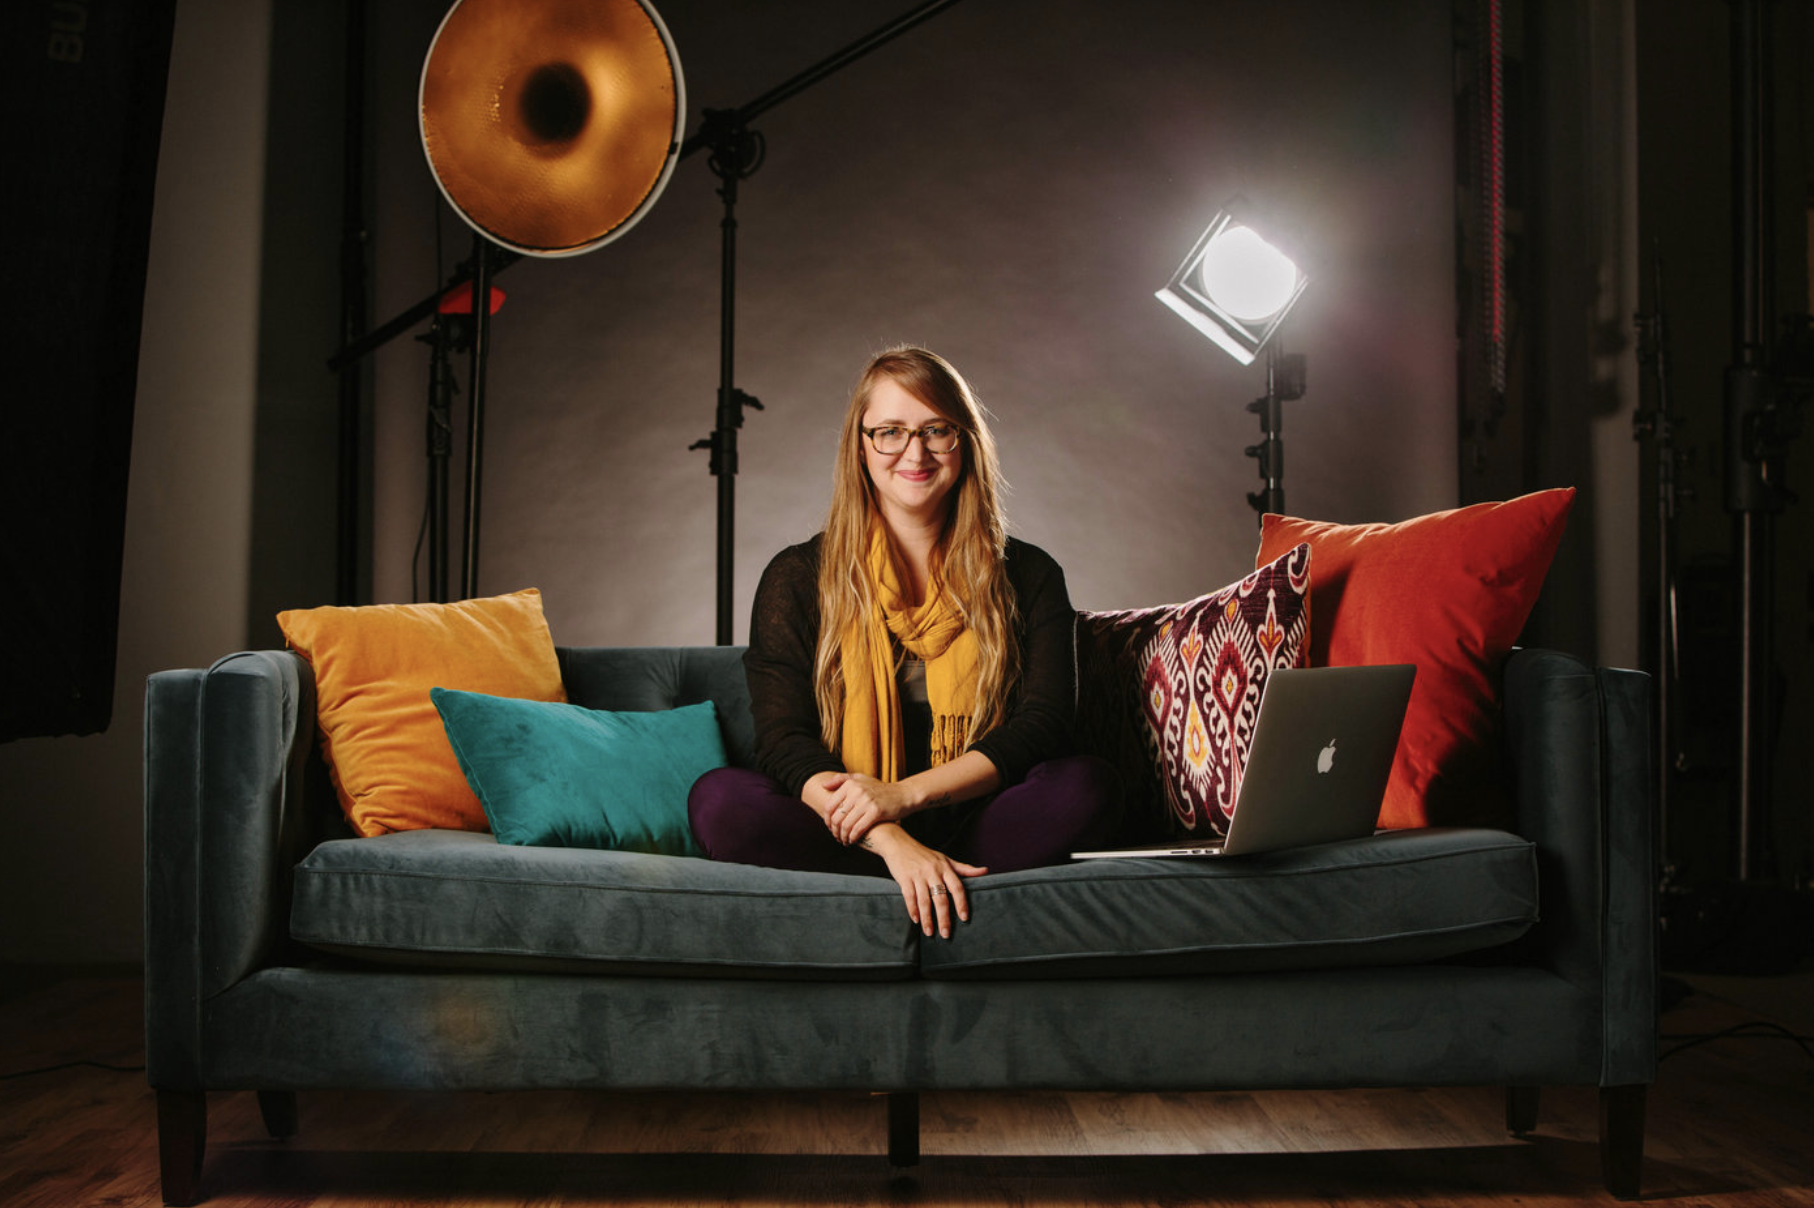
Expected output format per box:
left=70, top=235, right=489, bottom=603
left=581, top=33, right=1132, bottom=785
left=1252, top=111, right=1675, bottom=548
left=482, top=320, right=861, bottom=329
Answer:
left=0, top=0, right=272, bottom=963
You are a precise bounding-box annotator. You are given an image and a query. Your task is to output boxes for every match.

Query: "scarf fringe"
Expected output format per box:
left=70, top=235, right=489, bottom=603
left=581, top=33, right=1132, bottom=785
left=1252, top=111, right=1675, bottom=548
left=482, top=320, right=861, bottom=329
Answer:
left=929, top=712, right=972, bottom=769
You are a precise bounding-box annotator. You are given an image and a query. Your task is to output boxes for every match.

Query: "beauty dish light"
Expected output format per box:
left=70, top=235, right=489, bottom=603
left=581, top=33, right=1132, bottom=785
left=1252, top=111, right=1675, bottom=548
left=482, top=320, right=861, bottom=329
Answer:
left=420, top=0, right=686, bottom=257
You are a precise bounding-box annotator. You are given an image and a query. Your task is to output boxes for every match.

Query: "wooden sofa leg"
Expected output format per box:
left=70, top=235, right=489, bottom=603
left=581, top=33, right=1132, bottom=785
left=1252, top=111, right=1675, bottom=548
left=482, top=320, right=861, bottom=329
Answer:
left=258, top=1090, right=298, bottom=1139
left=156, top=1089, right=206, bottom=1206
left=1600, top=1084, right=1647, bottom=1201
left=887, top=1092, right=920, bottom=1167
left=1505, top=1085, right=1540, bottom=1135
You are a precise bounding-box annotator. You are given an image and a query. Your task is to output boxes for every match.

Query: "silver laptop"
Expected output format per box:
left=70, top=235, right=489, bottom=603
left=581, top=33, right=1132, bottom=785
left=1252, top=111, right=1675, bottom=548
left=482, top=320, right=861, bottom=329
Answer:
left=1073, top=663, right=1416, bottom=859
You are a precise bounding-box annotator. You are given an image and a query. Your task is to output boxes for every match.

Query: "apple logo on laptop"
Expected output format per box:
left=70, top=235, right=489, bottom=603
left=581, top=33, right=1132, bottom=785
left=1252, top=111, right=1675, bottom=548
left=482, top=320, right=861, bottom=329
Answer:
left=1316, top=739, right=1337, bottom=774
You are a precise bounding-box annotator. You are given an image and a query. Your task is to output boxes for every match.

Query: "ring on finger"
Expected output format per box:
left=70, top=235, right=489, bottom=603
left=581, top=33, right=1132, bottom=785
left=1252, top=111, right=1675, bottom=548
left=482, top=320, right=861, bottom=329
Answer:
left=929, top=885, right=947, bottom=898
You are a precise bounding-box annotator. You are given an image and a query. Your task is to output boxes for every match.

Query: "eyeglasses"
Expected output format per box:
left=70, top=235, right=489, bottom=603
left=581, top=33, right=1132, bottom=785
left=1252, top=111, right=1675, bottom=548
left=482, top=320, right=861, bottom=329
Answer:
left=861, top=423, right=962, bottom=456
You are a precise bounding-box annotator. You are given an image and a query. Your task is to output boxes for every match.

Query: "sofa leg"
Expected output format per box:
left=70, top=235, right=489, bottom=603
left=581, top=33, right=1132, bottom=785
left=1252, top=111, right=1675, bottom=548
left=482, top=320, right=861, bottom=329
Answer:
left=1599, top=1084, right=1647, bottom=1201
left=257, top=1090, right=298, bottom=1139
left=887, top=1092, right=920, bottom=1167
left=1505, top=1085, right=1540, bottom=1135
left=156, top=1089, right=206, bottom=1206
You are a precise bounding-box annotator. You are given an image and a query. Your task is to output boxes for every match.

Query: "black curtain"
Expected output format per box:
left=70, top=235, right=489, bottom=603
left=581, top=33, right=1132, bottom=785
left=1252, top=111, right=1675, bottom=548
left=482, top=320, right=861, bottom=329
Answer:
left=1, top=0, right=178, bottom=741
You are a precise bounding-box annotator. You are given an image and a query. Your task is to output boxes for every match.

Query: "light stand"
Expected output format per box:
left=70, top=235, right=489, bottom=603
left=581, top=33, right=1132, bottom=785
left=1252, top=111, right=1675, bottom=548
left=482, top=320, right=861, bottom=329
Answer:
left=330, top=0, right=684, bottom=602
left=332, top=0, right=963, bottom=640
left=686, top=110, right=768, bottom=649
left=1156, top=198, right=1312, bottom=520
left=460, top=237, right=494, bottom=601
left=1245, top=341, right=1306, bottom=517
left=336, top=0, right=368, bottom=606
left=419, top=293, right=457, bottom=605
left=1725, top=0, right=1803, bottom=883
left=1632, top=243, right=1685, bottom=882
left=679, top=0, right=966, bottom=644
left=411, top=246, right=505, bottom=605
left=1654, top=0, right=1808, bottom=978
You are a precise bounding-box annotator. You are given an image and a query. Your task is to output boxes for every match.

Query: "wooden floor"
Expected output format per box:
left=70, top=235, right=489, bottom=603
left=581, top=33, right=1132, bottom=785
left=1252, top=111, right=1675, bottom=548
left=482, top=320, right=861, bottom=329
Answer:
left=2, top=964, right=1810, bottom=1206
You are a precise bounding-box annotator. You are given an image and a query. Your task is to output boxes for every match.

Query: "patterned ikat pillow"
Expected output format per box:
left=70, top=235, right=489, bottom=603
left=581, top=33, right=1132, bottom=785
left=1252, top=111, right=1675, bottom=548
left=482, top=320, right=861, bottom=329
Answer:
left=1076, top=542, right=1311, bottom=840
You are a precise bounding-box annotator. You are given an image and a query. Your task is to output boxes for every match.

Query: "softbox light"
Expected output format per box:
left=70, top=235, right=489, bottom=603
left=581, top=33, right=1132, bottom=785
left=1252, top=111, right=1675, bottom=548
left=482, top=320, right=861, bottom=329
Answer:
left=1156, top=198, right=1309, bottom=366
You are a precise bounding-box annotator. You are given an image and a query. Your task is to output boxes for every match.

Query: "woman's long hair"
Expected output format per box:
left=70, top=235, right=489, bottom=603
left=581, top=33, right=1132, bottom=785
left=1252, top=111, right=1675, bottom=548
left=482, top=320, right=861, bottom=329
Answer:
left=813, top=346, right=1020, bottom=755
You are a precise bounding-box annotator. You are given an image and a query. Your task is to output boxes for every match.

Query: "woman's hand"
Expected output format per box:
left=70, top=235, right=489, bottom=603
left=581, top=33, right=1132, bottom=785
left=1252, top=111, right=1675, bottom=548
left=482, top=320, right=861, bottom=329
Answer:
left=819, top=772, right=919, bottom=846
left=813, top=751, right=1002, bottom=847
left=864, top=824, right=986, bottom=938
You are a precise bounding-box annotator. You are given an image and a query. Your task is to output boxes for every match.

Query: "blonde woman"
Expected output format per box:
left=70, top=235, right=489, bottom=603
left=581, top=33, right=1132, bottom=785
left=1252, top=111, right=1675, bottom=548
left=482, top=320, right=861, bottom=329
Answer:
left=688, top=347, right=1120, bottom=938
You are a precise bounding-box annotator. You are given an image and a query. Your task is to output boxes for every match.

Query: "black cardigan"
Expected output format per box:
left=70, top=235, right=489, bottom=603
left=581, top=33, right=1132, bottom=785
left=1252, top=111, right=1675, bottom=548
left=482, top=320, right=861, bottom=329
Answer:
left=743, top=534, right=1079, bottom=797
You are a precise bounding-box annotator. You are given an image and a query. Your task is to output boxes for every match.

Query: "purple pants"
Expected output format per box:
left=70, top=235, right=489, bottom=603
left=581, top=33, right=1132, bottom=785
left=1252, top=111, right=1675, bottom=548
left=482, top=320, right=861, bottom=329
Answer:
left=688, top=756, right=1122, bottom=877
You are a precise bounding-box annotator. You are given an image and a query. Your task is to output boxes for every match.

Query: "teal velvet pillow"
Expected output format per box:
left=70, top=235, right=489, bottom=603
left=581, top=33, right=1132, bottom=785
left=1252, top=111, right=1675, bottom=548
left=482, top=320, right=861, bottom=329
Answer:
left=430, top=688, right=723, bottom=855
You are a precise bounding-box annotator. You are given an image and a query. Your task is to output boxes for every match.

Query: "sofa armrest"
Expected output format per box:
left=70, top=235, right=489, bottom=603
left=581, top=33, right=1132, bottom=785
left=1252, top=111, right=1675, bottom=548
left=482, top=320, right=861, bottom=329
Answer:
left=1502, top=647, right=1657, bottom=1086
left=144, top=651, right=319, bottom=1086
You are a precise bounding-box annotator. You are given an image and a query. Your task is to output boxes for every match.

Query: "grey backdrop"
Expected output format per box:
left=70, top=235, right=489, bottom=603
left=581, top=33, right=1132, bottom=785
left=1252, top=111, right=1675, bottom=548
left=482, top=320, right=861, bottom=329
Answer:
left=364, top=0, right=1456, bottom=648
left=0, top=0, right=1471, bottom=965
left=9, top=0, right=1806, bottom=965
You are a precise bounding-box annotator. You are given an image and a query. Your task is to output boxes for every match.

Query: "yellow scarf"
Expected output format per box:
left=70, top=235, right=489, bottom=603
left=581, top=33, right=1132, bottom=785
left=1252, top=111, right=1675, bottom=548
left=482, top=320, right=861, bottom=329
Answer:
left=839, top=530, right=980, bottom=780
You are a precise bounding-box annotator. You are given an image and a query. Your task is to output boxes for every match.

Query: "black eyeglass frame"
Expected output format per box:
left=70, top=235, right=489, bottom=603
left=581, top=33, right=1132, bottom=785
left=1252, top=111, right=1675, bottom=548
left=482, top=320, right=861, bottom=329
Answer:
left=860, top=423, right=964, bottom=455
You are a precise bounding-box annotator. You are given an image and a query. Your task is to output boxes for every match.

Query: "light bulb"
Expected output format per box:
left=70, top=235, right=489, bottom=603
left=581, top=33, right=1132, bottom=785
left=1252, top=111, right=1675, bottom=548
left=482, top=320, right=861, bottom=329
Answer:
left=1198, top=225, right=1299, bottom=322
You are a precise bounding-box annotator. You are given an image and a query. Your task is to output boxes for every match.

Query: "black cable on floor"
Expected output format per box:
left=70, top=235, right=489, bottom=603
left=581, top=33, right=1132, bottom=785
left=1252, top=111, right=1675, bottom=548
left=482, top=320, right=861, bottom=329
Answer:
left=1659, top=1020, right=1814, bottom=1062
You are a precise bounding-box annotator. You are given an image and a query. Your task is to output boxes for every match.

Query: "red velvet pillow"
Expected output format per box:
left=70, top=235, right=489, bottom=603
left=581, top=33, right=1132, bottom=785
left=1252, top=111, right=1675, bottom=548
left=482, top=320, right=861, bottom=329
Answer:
left=1255, top=488, right=1573, bottom=829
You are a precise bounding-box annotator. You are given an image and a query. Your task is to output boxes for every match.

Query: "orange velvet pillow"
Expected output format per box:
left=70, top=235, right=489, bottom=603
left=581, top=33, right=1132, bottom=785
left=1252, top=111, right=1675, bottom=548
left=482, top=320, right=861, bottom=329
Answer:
left=276, top=589, right=566, bottom=837
left=1255, top=488, right=1574, bottom=829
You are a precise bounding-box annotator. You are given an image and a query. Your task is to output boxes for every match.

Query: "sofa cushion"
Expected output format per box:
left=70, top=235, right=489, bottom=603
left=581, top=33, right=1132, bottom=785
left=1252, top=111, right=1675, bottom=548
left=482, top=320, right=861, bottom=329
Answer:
left=557, top=646, right=757, bottom=768
left=918, top=827, right=1537, bottom=979
left=1076, top=542, right=1311, bottom=841
left=1255, top=489, right=1573, bottom=829
left=290, top=829, right=917, bottom=980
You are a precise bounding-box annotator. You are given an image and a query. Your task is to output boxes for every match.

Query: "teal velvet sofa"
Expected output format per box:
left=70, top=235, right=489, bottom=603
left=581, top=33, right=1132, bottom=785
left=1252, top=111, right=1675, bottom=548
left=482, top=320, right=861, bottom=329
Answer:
left=143, top=643, right=1656, bottom=1204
